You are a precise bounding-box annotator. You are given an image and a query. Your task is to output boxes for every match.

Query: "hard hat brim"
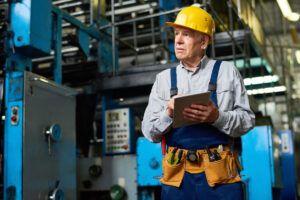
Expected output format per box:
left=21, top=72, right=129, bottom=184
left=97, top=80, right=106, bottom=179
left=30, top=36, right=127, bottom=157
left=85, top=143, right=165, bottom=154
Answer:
left=166, top=22, right=213, bottom=43
left=166, top=22, right=178, bottom=28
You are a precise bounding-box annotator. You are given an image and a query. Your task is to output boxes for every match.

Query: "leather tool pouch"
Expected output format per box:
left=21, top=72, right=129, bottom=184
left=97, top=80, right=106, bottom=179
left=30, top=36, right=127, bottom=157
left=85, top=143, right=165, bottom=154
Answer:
left=203, top=151, right=242, bottom=187
left=160, top=147, right=242, bottom=188
left=160, top=157, right=185, bottom=187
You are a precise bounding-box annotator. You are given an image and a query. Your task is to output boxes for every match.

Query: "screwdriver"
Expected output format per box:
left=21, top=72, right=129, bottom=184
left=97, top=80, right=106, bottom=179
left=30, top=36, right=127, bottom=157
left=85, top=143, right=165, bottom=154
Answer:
left=169, top=147, right=178, bottom=164
left=173, top=150, right=183, bottom=165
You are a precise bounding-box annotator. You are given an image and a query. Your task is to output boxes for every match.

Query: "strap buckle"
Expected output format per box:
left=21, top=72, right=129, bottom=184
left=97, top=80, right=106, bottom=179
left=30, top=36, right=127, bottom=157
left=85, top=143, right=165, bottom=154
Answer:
left=170, top=88, right=178, bottom=98
left=208, top=83, right=216, bottom=91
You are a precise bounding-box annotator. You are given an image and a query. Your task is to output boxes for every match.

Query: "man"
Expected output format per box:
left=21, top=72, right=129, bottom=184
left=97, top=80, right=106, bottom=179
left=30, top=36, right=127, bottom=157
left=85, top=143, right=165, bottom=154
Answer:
left=142, top=5, right=255, bottom=200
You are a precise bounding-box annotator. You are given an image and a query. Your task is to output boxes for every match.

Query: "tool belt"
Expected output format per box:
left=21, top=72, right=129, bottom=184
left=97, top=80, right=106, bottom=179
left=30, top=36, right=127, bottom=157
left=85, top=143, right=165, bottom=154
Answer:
left=160, top=146, right=243, bottom=187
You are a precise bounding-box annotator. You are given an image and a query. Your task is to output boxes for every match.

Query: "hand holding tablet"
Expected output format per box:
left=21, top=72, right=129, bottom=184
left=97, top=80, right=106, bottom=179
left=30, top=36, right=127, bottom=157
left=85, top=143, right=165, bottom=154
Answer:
left=173, top=92, right=210, bottom=128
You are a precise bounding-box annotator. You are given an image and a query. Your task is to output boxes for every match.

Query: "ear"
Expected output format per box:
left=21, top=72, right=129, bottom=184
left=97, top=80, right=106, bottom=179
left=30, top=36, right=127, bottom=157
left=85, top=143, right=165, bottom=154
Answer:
left=201, top=35, right=210, bottom=50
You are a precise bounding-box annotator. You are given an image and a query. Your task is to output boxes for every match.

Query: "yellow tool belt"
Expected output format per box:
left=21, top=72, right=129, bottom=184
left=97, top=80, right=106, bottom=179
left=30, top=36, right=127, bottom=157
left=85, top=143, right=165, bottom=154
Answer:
left=160, top=146, right=243, bottom=187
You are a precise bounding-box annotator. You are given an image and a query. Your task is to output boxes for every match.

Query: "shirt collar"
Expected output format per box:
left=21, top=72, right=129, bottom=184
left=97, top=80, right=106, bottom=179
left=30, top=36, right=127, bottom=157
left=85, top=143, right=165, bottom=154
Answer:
left=180, top=55, right=209, bottom=72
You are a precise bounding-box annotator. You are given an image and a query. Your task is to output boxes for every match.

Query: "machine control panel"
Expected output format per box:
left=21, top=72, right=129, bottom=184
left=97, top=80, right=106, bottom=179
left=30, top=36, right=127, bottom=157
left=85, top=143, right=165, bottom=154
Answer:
left=104, top=108, right=134, bottom=154
left=11, top=106, right=19, bottom=125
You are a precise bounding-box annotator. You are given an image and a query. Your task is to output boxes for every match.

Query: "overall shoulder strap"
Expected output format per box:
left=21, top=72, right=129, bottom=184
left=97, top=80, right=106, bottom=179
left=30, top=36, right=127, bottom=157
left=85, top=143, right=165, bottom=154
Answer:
left=170, top=67, right=178, bottom=98
left=208, top=60, right=222, bottom=108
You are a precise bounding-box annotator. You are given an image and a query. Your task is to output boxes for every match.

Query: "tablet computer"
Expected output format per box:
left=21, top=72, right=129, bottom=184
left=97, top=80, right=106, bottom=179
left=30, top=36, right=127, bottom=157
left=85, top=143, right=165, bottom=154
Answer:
left=173, top=91, right=210, bottom=128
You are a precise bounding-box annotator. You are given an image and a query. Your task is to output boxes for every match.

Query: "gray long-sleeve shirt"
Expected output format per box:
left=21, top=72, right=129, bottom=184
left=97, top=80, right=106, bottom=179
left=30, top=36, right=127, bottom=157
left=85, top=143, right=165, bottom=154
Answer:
left=142, top=56, right=255, bottom=143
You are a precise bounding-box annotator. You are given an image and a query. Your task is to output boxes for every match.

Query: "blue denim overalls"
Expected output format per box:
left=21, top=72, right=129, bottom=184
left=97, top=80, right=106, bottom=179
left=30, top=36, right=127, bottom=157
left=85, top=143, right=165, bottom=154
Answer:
left=161, top=60, right=244, bottom=200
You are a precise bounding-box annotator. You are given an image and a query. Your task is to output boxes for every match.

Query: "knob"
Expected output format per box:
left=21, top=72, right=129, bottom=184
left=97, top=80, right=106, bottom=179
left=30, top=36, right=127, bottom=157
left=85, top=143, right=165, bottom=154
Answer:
left=89, top=165, right=102, bottom=177
left=49, top=181, right=64, bottom=200
left=45, top=124, right=61, bottom=142
left=149, top=158, right=159, bottom=169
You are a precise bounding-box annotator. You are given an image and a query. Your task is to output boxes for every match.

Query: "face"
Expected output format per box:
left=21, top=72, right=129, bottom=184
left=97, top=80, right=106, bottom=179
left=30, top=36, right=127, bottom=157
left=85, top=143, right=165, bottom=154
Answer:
left=174, top=27, right=207, bottom=64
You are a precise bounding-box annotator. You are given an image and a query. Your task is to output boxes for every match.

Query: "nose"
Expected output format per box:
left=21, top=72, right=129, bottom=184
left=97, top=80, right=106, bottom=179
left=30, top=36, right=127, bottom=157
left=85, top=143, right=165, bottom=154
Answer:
left=175, top=33, right=183, bottom=44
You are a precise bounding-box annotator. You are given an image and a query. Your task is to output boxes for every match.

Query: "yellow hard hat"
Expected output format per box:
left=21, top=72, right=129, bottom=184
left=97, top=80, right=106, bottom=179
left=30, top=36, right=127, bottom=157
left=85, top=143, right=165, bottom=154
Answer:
left=166, top=6, right=215, bottom=43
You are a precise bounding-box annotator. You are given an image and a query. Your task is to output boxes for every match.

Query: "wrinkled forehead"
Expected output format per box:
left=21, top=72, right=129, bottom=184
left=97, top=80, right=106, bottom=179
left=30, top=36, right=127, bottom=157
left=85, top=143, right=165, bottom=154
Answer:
left=174, top=26, right=195, bottom=33
left=174, top=26, right=204, bottom=38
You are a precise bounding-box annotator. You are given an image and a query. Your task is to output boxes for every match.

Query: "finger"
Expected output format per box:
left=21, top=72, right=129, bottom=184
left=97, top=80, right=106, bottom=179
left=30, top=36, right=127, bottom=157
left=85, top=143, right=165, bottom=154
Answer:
left=183, top=114, right=205, bottom=122
left=183, top=107, right=204, bottom=116
left=182, top=109, right=204, bottom=120
left=190, top=104, right=207, bottom=111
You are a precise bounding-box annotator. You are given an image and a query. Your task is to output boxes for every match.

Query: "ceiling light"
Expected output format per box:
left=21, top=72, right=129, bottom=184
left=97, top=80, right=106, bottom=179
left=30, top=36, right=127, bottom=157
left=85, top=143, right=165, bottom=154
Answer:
left=277, top=0, right=300, bottom=21
left=247, top=86, right=286, bottom=95
left=288, top=12, right=300, bottom=21
left=296, top=50, right=300, bottom=64
left=244, top=75, right=279, bottom=86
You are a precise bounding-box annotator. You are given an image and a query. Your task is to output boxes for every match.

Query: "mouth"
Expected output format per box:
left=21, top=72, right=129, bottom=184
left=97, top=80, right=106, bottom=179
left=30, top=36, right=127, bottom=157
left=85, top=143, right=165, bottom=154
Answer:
left=176, top=48, right=185, bottom=52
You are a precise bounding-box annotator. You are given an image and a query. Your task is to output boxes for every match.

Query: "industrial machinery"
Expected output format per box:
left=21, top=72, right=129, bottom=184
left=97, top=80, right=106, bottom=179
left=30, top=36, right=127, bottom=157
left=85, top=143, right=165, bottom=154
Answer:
left=137, top=137, right=162, bottom=200
left=4, top=71, right=77, bottom=199
left=1, top=0, right=102, bottom=199
left=77, top=155, right=137, bottom=200
left=277, top=130, right=298, bottom=199
left=241, top=126, right=283, bottom=200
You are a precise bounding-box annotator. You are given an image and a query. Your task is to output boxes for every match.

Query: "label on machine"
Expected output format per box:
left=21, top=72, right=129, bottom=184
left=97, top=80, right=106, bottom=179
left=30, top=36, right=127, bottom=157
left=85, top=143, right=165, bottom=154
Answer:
left=104, top=108, right=133, bottom=154
left=281, top=133, right=290, bottom=153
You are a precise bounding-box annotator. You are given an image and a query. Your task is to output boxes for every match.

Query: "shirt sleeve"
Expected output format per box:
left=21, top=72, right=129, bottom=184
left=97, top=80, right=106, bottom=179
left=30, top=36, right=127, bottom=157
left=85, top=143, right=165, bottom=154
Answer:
left=141, top=75, right=173, bottom=143
left=212, top=67, right=255, bottom=137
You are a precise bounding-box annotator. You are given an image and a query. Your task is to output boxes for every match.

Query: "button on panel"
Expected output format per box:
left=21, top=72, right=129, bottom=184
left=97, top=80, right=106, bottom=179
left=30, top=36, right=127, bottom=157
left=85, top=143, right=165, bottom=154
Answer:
left=105, top=108, right=131, bottom=153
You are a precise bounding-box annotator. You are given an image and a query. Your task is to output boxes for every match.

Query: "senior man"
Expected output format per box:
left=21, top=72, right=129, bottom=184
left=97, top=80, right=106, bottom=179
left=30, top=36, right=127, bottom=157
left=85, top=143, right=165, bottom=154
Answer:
left=142, top=5, right=255, bottom=200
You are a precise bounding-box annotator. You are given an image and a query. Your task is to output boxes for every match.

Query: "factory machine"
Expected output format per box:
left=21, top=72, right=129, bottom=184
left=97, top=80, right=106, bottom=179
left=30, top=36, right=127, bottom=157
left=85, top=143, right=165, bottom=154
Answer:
left=77, top=96, right=138, bottom=200
left=1, top=0, right=79, bottom=199
left=241, top=126, right=300, bottom=200
left=0, top=0, right=108, bottom=199
left=277, top=130, right=298, bottom=199
left=4, top=71, right=77, bottom=199
left=241, top=126, right=283, bottom=200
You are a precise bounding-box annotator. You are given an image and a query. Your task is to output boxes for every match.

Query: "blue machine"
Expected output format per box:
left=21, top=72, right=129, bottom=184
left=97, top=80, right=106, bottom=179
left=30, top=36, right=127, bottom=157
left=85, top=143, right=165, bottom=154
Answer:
left=10, top=0, right=52, bottom=57
left=4, top=1, right=105, bottom=199
left=136, top=137, right=163, bottom=200
left=277, top=130, right=297, bottom=200
left=4, top=71, right=77, bottom=200
left=241, top=126, right=283, bottom=200
left=137, top=137, right=163, bottom=186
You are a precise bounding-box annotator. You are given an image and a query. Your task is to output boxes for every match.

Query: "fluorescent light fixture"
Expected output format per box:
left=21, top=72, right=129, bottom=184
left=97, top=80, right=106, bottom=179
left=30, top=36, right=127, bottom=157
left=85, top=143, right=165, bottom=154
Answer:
left=288, top=12, right=300, bottom=21
left=277, top=0, right=300, bottom=21
left=296, top=50, right=300, bottom=64
left=247, top=86, right=286, bottom=95
left=244, top=75, right=279, bottom=86
left=277, top=0, right=292, bottom=17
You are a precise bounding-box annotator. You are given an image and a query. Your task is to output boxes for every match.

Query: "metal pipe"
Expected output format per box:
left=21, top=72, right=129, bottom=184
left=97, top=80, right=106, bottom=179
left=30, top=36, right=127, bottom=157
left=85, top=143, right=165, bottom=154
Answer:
left=99, top=7, right=183, bottom=30
left=53, top=14, right=62, bottom=84
left=120, top=31, right=160, bottom=41
left=132, top=12, right=138, bottom=66
left=150, top=8, right=156, bottom=63
left=58, top=2, right=83, bottom=9
left=97, top=0, right=101, bottom=72
left=264, top=43, right=300, bottom=49
left=52, top=0, right=75, bottom=5
left=164, top=14, right=169, bottom=61
left=111, top=0, right=116, bottom=76
left=227, top=1, right=236, bottom=66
